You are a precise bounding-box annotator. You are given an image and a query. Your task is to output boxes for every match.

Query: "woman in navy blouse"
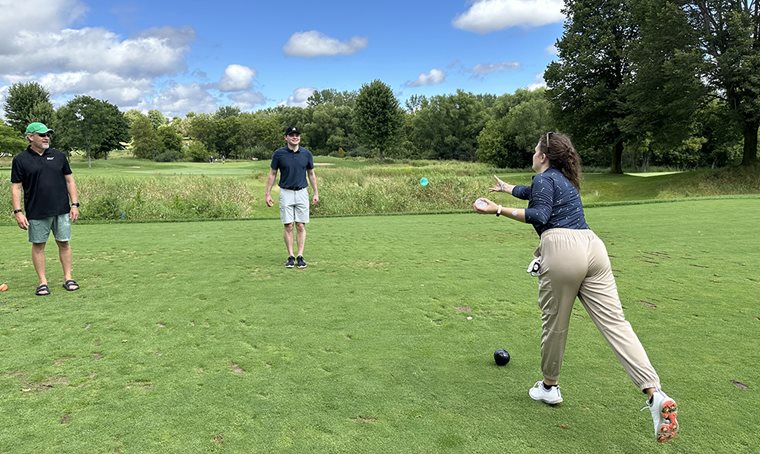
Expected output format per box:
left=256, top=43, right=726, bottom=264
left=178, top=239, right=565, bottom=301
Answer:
left=474, top=132, right=679, bottom=443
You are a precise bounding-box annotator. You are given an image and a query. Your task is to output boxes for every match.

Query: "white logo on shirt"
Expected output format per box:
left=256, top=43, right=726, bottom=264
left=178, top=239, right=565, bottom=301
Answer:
left=47, top=157, right=54, bottom=160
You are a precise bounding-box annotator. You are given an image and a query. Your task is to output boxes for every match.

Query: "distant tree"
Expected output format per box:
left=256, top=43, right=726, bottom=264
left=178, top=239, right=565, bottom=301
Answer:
left=3, top=82, right=55, bottom=134
left=236, top=111, right=283, bottom=159
left=0, top=122, right=27, bottom=154
left=682, top=0, right=760, bottom=165
left=157, top=125, right=183, bottom=154
left=307, top=89, right=357, bottom=107
left=354, top=80, right=403, bottom=159
left=55, top=95, right=129, bottom=161
left=214, top=106, right=241, bottom=119
left=620, top=0, right=705, bottom=151
left=130, top=113, right=162, bottom=160
left=404, top=94, right=429, bottom=113
left=545, top=0, right=636, bottom=173
left=183, top=140, right=210, bottom=162
left=477, top=89, right=556, bottom=168
left=213, top=109, right=241, bottom=158
left=305, top=103, right=356, bottom=155
left=124, top=109, right=144, bottom=129
left=147, top=109, right=168, bottom=129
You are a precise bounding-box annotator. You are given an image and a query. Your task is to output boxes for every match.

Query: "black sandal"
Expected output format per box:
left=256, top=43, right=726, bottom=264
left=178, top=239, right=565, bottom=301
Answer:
left=62, top=280, right=80, bottom=291
left=35, top=284, right=51, bottom=296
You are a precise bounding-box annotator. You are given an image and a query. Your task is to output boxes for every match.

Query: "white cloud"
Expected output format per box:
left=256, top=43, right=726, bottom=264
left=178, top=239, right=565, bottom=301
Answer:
left=280, top=87, right=316, bottom=107
left=139, top=83, right=219, bottom=118
left=283, top=31, right=368, bottom=57
left=35, top=72, right=152, bottom=105
left=229, top=91, right=267, bottom=110
left=405, top=69, right=446, bottom=87
left=0, top=0, right=200, bottom=116
left=453, top=0, right=564, bottom=33
left=527, top=73, right=547, bottom=91
left=219, top=64, right=256, bottom=92
left=0, top=0, right=87, bottom=50
left=471, top=61, right=520, bottom=76
left=546, top=44, right=558, bottom=55
left=0, top=27, right=194, bottom=78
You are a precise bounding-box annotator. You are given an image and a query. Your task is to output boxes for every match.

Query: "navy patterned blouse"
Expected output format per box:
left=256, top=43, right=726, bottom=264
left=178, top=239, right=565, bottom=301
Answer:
left=511, top=167, right=589, bottom=236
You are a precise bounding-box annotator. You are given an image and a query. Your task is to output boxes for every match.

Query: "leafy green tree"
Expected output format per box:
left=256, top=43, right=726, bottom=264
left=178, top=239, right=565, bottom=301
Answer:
left=157, top=125, right=183, bottom=156
left=305, top=103, right=356, bottom=155
left=545, top=0, right=636, bottom=173
left=55, top=95, right=129, bottom=161
left=477, top=89, right=556, bottom=168
left=130, top=113, right=162, bottom=160
left=0, top=122, right=27, bottom=154
left=124, top=109, right=144, bottom=129
left=354, top=80, right=403, bottom=159
left=408, top=90, right=487, bottom=161
left=682, top=1, right=760, bottom=165
left=188, top=113, right=216, bottom=153
left=621, top=0, right=705, bottom=151
left=307, top=89, right=357, bottom=108
left=236, top=111, right=283, bottom=159
left=3, top=82, right=55, bottom=134
left=212, top=110, right=241, bottom=158
left=183, top=140, right=210, bottom=162
left=147, top=109, right=168, bottom=129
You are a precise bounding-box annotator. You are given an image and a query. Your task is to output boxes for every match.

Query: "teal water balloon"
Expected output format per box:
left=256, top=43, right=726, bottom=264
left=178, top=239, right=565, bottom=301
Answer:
left=420, top=177, right=429, bottom=186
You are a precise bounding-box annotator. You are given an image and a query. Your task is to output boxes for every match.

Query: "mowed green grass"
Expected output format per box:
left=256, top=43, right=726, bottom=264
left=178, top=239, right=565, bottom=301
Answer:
left=0, top=199, right=758, bottom=453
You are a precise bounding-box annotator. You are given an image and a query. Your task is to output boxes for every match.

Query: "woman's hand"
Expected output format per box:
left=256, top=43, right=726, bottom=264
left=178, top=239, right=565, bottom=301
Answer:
left=472, top=197, right=498, bottom=214
left=489, top=175, right=512, bottom=193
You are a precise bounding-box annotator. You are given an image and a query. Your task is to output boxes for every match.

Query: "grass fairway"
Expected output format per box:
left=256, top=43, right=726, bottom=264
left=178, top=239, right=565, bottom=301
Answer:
left=0, top=199, right=758, bottom=453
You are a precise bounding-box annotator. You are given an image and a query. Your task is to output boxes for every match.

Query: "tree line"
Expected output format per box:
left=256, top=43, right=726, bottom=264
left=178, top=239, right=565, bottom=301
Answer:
left=2, top=0, right=758, bottom=171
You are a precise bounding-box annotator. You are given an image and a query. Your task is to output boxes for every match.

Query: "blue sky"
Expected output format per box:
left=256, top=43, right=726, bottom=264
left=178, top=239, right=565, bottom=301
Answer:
left=0, top=0, right=565, bottom=118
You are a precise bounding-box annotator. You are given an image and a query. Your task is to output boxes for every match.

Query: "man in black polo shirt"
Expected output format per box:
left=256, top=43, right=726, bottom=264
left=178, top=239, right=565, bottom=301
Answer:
left=11, top=122, right=81, bottom=296
left=265, top=126, right=319, bottom=268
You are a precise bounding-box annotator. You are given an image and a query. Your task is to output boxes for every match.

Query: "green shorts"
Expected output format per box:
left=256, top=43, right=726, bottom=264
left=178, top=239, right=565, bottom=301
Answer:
left=28, top=214, right=72, bottom=244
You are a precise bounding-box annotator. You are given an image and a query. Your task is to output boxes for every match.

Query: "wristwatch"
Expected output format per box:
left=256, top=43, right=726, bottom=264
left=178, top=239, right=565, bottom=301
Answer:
left=13, top=208, right=22, bottom=214
left=496, top=205, right=502, bottom=217
left=71, top=203, right=80, bottom=207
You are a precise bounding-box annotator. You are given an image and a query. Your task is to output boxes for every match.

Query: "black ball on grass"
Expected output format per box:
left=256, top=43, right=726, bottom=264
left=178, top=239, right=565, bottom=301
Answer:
left=494, top=349, right=510, bottom=366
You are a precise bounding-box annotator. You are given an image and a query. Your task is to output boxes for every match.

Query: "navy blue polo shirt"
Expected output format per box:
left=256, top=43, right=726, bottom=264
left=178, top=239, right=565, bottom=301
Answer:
left=270, top=146, right=314, bottom=190
left=10, top=147, right=73, bottom=220
left=512, top=167, right=589, bottom=236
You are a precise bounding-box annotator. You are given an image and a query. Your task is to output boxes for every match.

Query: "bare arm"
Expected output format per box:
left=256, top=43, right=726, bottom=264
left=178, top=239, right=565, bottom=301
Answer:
left=473, top=197, right=525, bottom=222
left=307, top=168, right=319, bottom=204
left=65, top=174, right=80, bottom=222
left=11, top=182, right=29, bottom=230
left=264, top=168, right=277, bottom=207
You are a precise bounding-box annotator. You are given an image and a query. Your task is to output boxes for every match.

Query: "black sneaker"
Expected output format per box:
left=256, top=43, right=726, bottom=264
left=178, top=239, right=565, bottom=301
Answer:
left=296, top=256, right=307, bottom=268
left=285, top=256, right=295, bottom=268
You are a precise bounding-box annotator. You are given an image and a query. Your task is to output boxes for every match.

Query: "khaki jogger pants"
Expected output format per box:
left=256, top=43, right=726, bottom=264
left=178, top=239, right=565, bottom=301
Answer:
left=536, top=228, right=660, bottom=391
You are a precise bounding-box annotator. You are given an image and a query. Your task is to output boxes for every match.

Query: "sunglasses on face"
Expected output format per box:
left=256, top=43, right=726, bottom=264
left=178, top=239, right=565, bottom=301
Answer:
left=35, top=132, right=52, bottom=138
left=287, top=133, right=300, bottom=137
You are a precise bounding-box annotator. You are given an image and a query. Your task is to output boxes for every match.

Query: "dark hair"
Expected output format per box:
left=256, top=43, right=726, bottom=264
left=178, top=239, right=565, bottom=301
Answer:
left=540, top=132, right=582, bottom=190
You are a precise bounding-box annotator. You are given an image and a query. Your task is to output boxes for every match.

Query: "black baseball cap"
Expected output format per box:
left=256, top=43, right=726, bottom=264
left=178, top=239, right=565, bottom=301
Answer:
left=284, top=126, right=301, bottom=136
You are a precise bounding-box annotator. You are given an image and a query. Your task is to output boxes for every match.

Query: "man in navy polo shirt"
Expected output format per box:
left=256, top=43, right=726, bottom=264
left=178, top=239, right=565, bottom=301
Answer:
left=265, top=126, right=319, bottom=268
left=11, top=122, right=81, bottom=296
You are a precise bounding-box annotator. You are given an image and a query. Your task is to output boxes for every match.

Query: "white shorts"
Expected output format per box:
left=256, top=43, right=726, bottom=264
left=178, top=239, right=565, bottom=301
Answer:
left=279, top=188, right=310, bottom=224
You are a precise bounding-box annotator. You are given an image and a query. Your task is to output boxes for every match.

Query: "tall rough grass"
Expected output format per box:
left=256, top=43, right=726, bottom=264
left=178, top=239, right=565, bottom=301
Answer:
left=2, top=159, right=757, bottom=223
left=312, top=167, right=498, bottom=216
left=74, top=175, right=255, bottom=221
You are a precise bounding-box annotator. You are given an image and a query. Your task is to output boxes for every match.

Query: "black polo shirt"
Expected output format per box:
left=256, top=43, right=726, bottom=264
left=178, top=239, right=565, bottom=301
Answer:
left=270, top=146, right=314, bottom=190
left=11, top=147, right=73, bottom=220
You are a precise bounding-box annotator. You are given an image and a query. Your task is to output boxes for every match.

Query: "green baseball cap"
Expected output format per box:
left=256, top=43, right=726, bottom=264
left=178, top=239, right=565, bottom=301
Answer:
left=25, top=122, right=54, bottom=134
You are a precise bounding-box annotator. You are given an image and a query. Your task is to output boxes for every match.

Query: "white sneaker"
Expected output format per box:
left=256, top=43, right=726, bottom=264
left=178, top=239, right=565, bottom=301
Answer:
left=529, top=380, right=563, bottom=404
left=645, top=389, right=678, bottom=443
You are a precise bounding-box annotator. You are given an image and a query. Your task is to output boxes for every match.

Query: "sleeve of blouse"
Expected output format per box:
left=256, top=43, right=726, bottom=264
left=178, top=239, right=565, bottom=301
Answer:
left=524, top=175, right=554, bottom=225
left=512, top=185, right=531, bottom=200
